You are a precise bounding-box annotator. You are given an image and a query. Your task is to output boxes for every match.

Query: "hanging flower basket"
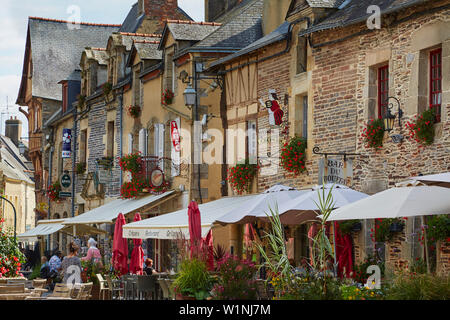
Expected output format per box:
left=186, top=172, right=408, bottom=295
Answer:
left=118, top=153, right=144, bottom=177
left=47, top=182, right=61, bottom=202
left=76, top=162, right=86, bottom=174
left=371, top=218, right=405, bottom=242
left=127, top=105, right=141, bottom=118
left=120, top=180, right=146, bottom=199
left=405, top=109, right=436, bottom=146
left=361, top=119, right=385, bottom=149
left=338, top=220, right=362, bottom=236
left=420, top=215, right=450, bottom=246
left=162, top=89, right=174, bottom=106
left=96, top=157, right=114, bottom=170
left=227, top=159, right=259, bottom=195
left=280, top=135, right=307, bottom=174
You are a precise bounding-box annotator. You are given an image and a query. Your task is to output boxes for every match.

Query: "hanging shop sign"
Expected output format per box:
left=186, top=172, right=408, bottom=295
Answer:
left=258, top=89, right=284, bottom=126
left=150, top=168, right=164, bottom=188
left=318, top=158, right=353, bottom=185
left=62, top=129, right=72, bottom=158
left=170, top=120, right=181, bottom=152
left=60, top=174, right=72, bottom=188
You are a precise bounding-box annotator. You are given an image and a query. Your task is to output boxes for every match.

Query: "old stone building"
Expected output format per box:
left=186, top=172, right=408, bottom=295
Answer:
left=211, top=0, right=450, bottom=274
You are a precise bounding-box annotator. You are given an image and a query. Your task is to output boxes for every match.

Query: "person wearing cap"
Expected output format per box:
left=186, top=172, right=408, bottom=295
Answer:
left=81, top=238, right=103, bottom=267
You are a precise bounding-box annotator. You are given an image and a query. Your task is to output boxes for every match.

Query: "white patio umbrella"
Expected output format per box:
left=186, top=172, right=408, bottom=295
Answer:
left=274, top=184, right=369, bottom=225
left=327, top=185, right=450, bottom=273
left=327, top=185, right=450, bottom=221
left=214, top=184, right=308, bottom=225
left=410, top=172, right=450, bottom=188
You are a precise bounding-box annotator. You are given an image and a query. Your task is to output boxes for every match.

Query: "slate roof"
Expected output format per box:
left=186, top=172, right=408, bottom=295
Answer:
left=166, top=21, right=222, bottom=42
left=84, top=48, right=109, bottom=65
left=299, top=0, right=429, bottom=36
left=307, top=0, right=346, bottom=8
left=0, top=135, right=34, bottom=184
left=210, top=21, right=291, bottom=68
left=133, top=41, right=162, bottom=60
left=177, top=0, right=265, bottom=56
left=18, top=17, right=120, bottom=103
left=116, top=32, right=162, bottom=51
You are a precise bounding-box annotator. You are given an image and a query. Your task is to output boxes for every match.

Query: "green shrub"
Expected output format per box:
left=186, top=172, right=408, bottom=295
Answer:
left=386, top=274, right=450, bottom=300
left=172, top=258, right=214, bottom=300
left=28, top=263, right=42, bottom=280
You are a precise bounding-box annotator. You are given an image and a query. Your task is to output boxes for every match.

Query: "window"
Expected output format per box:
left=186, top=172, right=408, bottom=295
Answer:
left=296, top=36, right=307, bottom=74
left=377, top=65, right=389, bottom=119
left=294, top=95, right=308, bottom=138
left=430, top=48, right=442, bottom=122
left=107, top=121, right=115, bottom=158
left=247, top=120, right=257, bottom=163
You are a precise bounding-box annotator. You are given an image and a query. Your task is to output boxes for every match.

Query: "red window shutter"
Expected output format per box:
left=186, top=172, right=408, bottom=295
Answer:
left=378, top=65, right=389, bottom=119
left=430, top=48, right=442, bottom=122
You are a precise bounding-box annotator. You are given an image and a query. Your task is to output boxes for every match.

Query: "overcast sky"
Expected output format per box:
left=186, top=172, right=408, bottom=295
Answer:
left=0, top=0, right=204, bottom=137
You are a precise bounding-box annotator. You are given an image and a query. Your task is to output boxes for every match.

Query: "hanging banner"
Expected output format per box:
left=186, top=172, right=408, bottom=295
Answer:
left=62, top=128, right=72, bottom=158
left=170, top=120, right=181, bottom=152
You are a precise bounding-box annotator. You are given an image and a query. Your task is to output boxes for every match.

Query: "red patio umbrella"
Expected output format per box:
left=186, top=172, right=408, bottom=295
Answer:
left=202, top=230, right=214, bottom=271
left=129, top=213, right=145, bottom=275
left=188, top=201, right=202, bottom=258
left=112, top=213, right=129, bottom=275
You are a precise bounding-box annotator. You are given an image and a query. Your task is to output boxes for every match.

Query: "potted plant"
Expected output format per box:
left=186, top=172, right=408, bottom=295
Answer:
left=76, top=162, right=86, bottom=174
left=361, top=118, right=385, bottom=150
left=405, top=108, right=436, bottom=146
left=280, top=135, right=307, bottom=174
left=338, top=220, right=362, bottom=236
left=80, top=259, right=104, bottom=300
left=0, top=218, right=26, bottom=279
left=47, top=181, right=61, bottom=202
left=210, top=255, right=258, bottom=300
left=172, top=258, right=214, bottom=300
left=227, top=159, right=259, bottom=195
left=162, top=89, right=174, bottom=106
left=127, top=105, right=141, bottom=118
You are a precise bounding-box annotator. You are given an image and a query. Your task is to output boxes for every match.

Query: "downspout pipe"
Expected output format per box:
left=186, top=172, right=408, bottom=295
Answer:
left=119, top=89, right=124, bottom=187
left=194, top=60, right=203, bottom=204
left=47, top=131, right=54, bottom=251
left=71, top=108, right=77, bottom=218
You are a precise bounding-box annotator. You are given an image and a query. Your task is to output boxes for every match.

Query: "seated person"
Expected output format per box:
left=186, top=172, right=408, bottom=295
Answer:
left=40, top=256, right=51, bottom=279
left=143, top=258, right=158, bottom=275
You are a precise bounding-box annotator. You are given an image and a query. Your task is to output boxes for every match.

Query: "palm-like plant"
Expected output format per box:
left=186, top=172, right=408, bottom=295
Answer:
left=255, top=205, right=293, bottom=296
left=310, top=184, right=336, bottom=272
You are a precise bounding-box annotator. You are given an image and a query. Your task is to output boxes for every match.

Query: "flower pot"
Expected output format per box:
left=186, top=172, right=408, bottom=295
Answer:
left=389, top=222, right=404, bottom=233
left=176, top=294, right=196, bottom=300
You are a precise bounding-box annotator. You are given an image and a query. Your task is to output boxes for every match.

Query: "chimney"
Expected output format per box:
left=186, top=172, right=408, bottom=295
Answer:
left=5, top=116, right=22, bottom=147
left=139, top=0, right=178, bottom=19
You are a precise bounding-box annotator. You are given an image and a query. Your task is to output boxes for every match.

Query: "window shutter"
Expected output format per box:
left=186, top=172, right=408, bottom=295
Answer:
left=158, top=124, right=165, bottom=170
left=139, top=128, right=147, bottom=155
left=302, top=96, right=308, bottom=139
left=128, top=133, right=133, bottom=154
left=248, top=120, right=257, bottom=163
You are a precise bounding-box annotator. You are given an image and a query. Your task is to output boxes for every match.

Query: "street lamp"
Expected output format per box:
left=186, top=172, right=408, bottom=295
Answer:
left=383, top=96, right=403, bottom=132
left=0, top=195, right=17, bottom=240
left=183, top=84, right=196, bottom=108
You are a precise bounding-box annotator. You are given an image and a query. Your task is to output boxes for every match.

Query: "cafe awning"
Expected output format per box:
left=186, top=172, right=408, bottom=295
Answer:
left=123, top=195, right=256, bottom=240
left=17, top=219, right=108, bottom=242
left=18, top=219, right=65, bottom=242
left=63, top=191, right=177, bottom=225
